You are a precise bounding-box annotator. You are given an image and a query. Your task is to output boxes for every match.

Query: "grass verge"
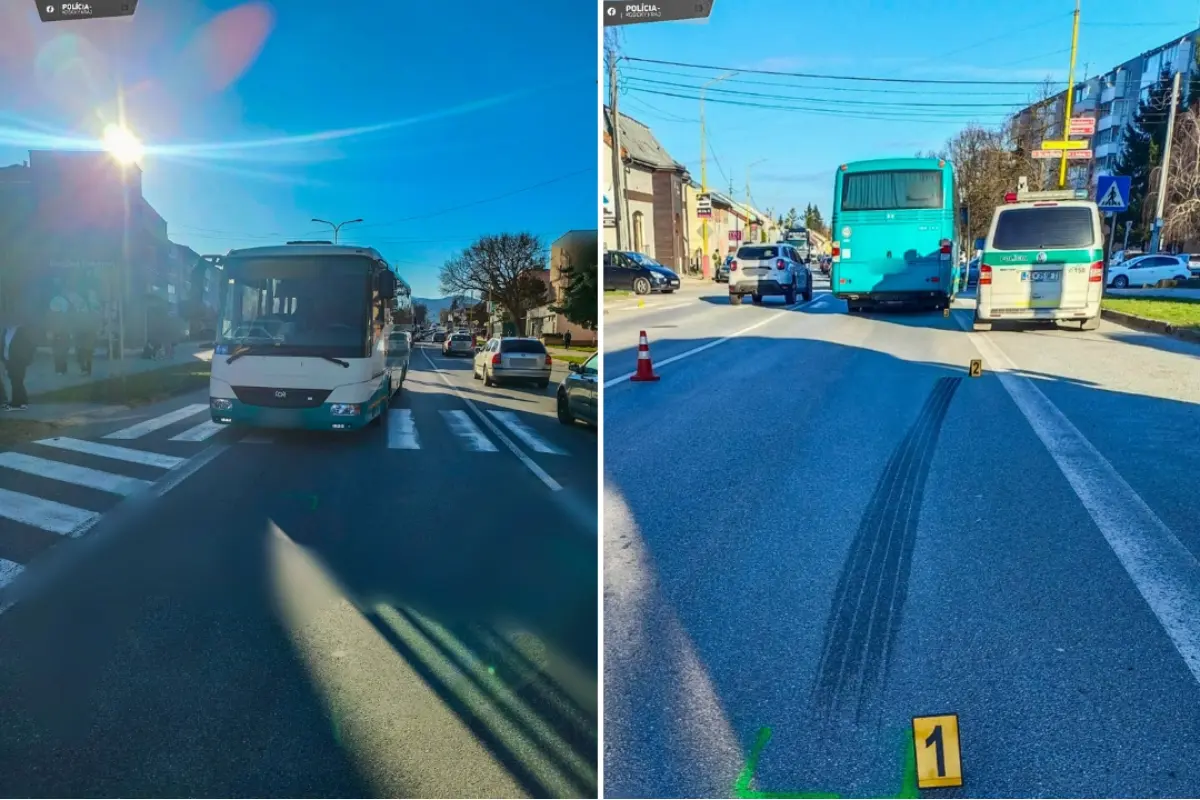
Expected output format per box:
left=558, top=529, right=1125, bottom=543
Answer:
left=30, top=362, right=212, bottom=406
left=0, top=418, right=74, bottom=449
left=604, top=290, right=632, bottom=297
left=548, top=349, right=591, bottom=366
left=1102, top=296, right=1200, bottom=333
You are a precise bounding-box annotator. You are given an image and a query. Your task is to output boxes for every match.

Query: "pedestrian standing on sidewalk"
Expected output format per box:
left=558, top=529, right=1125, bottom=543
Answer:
left=0, top=319, right=35, bottom=411
left=73, top=308, right=97, bottom=375
left=563, top=329, right=572, bottom=350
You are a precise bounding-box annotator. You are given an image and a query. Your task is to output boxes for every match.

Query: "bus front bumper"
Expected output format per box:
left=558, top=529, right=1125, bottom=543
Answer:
left=208, top=396, right=384, bottom=431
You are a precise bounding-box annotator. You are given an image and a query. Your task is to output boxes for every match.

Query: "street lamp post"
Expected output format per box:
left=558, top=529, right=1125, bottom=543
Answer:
left=746, top=158, right=767, bottom=242
left=311, top=218, right=363, bottom=244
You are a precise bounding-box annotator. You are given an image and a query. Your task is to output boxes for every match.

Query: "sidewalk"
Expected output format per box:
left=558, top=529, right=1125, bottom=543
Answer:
left=604, top=276, right=711, bottom=314
left=22, top=343, right=213, bottom=399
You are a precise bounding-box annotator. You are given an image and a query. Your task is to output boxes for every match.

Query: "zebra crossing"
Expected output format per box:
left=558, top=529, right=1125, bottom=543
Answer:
left=0, top=402, right=571, bottom=593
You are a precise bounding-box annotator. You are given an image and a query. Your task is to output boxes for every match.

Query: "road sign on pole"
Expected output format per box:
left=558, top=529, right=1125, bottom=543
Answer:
left=1065, top=150, right=1093, bottom=161
left=1040, top=140, right=1088, bottom=150
left=1032, top=149, right=1063, bottom=159
left=1096, top=175, right=1131, bottom=212
left=604, top=0, right=714, bottom=26
left=1069, top=116, right=1096, bottom=136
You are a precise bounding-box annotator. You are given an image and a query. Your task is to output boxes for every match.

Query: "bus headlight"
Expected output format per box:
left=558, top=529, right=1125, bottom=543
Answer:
left=330, top=403, right=361, bottom=417
left=210, top=398, right=233, bottom=411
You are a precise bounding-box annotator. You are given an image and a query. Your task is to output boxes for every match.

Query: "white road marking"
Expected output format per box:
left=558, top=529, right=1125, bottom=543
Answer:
left=487, top=410, right=566, bottom=455
left=0, top=558, right=24, bottom=592
left=387, top=409, right=420, bottom=449
left=103, top=404, right=209, bottom=440
left=33, top=437, right=184, bottom=470
left=956, top=312, right=1200, bottom=687
left=169, top=420, right=225, bottom=442
left=420, top=349, right=563, bottom=492
left=441, top=410, right=498, bottom=452
left=604, top=296, right=821, bottom=388
left=0, top=487, right=100, bottom=536
left=0, top=452, right=152, bottom=496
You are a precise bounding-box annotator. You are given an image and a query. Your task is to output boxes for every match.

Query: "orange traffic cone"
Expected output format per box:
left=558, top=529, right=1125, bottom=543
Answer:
left=630, top=330, right=660, bottom=382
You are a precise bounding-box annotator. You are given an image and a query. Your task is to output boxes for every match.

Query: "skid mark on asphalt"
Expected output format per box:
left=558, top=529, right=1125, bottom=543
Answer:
left=813, top=377, right=962, bottom=719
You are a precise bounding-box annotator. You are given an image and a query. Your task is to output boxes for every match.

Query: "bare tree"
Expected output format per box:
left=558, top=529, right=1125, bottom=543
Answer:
left=438, top=233, right=549, bottom=334
left=1149, top=104, right=1200, bottom=249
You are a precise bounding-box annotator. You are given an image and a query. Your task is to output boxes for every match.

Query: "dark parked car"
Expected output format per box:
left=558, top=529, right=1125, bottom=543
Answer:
left=967, top=258, right=980, bottom=287
left=603, top=250, right=681, bottom=295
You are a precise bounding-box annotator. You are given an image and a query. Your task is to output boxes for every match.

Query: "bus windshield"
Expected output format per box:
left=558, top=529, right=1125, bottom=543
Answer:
left=217, top=255, right=372, bottom=358
left=841, top=170, right=943, bottom=211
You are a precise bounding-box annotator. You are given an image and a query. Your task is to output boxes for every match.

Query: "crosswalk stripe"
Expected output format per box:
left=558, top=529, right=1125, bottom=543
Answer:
left=0, top=487, right=100, bottom=536
left=0, top=452, right=152, bottom=496
left=487, top=410, right=566, bottom=455
left=103, top=404, right=209, bottom=440
left=170, top=420, right=225, bottom=442
left=34, top=437, right=184, bottom=470
left=441, top=410, right=498, bottom=452
left=0, top=558, right=23, bottom=591
left=388, top=409, right=420, bottom=449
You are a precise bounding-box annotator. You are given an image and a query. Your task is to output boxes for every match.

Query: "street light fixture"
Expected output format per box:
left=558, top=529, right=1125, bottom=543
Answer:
left=311, top=218, right=363, bottom=244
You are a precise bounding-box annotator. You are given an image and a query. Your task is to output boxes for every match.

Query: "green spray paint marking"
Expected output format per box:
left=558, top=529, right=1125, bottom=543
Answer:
left=734, top=727, right=919, bottom=799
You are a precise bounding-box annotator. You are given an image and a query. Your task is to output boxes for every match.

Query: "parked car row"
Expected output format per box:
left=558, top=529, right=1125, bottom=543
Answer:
left=1105, top=253, right=1197, bottom=288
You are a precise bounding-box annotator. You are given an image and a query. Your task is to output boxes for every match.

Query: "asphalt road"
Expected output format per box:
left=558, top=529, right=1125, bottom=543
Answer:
left=603, top=275, right=1200, bottom=799
left=0, top=342, right=598, bottom=799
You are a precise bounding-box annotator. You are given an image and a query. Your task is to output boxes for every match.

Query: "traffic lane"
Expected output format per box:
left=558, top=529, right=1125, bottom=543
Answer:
left=604, top=307, right=977, bottom=797
left=952, top=307, right=1200, bottom=561
left=602, top=292, right=836, bottom=384
left=603, top=280, right=710, bottom=313
left=603, top=308, right=1200, bottom=797
left=0, top=386, right=598, bottom=798
left=413, top=347, right=597, bottom=510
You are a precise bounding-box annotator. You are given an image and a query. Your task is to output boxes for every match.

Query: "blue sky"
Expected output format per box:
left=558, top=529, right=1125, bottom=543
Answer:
left=608, top=0, right=1200, bottom=223
left=0, top=0, right=596, bottom=299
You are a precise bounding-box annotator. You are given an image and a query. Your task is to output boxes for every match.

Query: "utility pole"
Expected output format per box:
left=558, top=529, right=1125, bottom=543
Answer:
left=1150, top=69, right=1183, bottom=254
left=1057, top=0, right=1082, bottom=189
left=699, top=72, right=738, bottom=278
left=607, top=50, right=627, bottom=251
left=1123, top=220, right=1133, bottom=251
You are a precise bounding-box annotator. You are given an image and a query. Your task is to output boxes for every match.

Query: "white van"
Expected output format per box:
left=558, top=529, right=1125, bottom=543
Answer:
left=974, top=194, right=1105, bottom=331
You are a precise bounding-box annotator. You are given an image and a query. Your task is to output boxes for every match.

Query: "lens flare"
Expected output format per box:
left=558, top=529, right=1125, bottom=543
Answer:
left=102, top=123, right=143, bottom=163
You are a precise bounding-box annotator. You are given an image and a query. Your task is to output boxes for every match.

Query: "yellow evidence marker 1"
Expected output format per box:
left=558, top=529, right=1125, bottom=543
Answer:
left=968, top=359, right=983, bottom=378
left=912, top=714, right=963, bottom=789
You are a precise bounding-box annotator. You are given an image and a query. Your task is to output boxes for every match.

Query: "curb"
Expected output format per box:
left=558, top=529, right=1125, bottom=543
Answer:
left=1101, top=307, right=1200, bottom=344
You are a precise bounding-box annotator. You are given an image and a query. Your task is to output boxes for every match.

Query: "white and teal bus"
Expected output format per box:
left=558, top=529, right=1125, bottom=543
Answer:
left=206, top=242, right=410, bottom=431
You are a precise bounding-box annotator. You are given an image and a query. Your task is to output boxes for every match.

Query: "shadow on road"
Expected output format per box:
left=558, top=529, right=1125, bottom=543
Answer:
left=601, top=330, right=1200, bottom=800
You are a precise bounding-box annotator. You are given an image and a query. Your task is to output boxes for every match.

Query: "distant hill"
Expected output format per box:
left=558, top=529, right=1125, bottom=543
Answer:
left=412, top=295, right=475, bottom=318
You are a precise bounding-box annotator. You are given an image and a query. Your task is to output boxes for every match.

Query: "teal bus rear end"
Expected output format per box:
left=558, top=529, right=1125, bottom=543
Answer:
left=830, top=158, right=957, bottom=312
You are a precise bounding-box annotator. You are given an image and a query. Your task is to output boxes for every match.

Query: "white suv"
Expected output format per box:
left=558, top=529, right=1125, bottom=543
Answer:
left=728, top=243, right=813, bottom=306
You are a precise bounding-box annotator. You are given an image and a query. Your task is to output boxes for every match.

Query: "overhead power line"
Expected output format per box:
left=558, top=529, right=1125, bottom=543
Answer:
left=628, top=87, right=1014, bottom=124
left=623, top=56, right=1060, bottom=86
left=626, top=76, right=1034, bottom=109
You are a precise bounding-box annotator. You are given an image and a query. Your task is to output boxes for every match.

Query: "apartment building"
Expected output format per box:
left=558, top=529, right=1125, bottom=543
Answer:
left=1011, top=33, right=1197, bottom=190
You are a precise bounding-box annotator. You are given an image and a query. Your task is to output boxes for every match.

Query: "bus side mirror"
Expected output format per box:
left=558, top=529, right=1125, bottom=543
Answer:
left=959, top=205, right=969, bottom=225
left=378, top=271, right=397, bottom=300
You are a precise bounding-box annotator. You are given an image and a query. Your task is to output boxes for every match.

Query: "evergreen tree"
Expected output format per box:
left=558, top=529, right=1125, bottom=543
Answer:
left=783, top=207, right=800, bottom=229
left=1113, top=67, right=1178, bottom=244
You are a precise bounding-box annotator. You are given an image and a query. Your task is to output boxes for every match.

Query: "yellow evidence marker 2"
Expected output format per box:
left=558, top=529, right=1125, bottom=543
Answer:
left=968, top=359, right=983, bottom=378
left=911, top=714, right=963, bottom=789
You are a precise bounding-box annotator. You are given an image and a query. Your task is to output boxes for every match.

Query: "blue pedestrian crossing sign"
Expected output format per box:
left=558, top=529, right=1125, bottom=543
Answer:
left=1097, top=175, right=1130, bottom=212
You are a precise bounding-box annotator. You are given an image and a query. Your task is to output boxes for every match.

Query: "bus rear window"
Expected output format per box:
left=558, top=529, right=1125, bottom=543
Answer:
left=840, top=170, right=943, bottom=211
left=992, top=207, right=1096, bottom=250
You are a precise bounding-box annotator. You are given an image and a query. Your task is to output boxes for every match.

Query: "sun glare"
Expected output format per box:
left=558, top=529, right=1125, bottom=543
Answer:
left=102, top=123, right=144, bottom=164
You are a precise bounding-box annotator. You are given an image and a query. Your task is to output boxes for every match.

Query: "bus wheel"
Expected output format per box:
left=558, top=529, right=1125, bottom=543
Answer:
left=973, top=320, right=993, bottom=331
left=1080, top=316, right=1101, bottom=331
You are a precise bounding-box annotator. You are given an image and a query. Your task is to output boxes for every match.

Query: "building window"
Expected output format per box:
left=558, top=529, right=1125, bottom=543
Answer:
left=632, top=211, right=645, bottom=253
